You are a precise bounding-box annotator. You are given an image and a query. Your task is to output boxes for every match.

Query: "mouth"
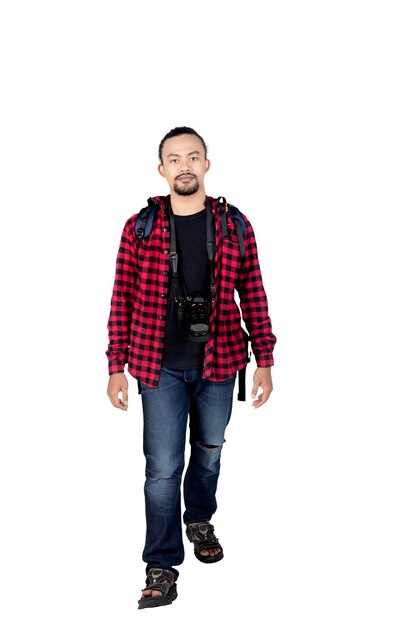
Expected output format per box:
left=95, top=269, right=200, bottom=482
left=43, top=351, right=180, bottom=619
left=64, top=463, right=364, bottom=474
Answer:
left=177, top=175, right=195, bottom=182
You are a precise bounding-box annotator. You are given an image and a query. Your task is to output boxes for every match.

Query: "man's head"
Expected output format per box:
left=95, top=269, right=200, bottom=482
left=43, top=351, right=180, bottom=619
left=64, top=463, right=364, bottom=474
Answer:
left=158, top=127, right=207, bottom=164
left=158, top=127, right=210, bottom=197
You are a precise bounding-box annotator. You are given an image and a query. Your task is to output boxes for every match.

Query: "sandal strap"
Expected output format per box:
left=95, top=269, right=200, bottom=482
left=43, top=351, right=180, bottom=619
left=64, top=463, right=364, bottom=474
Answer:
left=142, top=568, right=176, bottom=596
left=186, top=521, right=222, bottom=552
left=194, top=538, right=221, bottom=552
left=186, top=521, right=215, bottom=538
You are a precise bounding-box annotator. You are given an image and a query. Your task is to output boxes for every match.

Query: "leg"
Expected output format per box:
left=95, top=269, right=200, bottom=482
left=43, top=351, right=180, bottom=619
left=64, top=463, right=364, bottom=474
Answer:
left=141, top=367, right=189, bottom=571
left=183, top=374, right=236, bottom=526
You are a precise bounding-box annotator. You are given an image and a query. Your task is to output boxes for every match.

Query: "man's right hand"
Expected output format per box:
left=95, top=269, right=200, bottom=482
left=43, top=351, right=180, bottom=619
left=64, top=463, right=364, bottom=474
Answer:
left=107, top=373, right=129, bottom=410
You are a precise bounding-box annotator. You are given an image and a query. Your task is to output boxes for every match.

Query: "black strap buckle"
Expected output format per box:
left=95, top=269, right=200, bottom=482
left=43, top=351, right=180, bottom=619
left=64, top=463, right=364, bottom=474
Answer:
left=170, top=251, right=178, bottom=274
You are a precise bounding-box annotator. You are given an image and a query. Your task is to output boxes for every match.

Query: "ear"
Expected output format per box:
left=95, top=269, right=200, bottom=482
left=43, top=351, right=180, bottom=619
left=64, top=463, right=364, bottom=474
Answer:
left=205, top=159, right=211, bottom=173
left=158, top=163, right=165, bottom=178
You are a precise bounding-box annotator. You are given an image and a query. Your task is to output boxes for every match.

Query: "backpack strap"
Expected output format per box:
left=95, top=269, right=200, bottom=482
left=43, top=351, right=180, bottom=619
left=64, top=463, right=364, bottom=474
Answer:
left=217, top=197, right=251, bottom=401
left=217, top=196, right=229, bottom=238
left=237, top=327, right=252, bottom=401
left=135, top=198, right=157, bottom=242
left=229, top=205, right=246, bottom=262
left=216, top=196, right=247, bottom=261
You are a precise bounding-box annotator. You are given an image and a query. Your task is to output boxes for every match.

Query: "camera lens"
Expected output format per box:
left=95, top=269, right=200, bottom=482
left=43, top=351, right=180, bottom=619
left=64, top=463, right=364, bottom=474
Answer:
left=187, top=295, right=210, bottom=337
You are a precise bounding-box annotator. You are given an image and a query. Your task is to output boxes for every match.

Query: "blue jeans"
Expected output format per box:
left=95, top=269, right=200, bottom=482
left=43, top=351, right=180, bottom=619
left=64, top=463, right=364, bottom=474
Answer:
left=140, top=365, right=236, bottom=571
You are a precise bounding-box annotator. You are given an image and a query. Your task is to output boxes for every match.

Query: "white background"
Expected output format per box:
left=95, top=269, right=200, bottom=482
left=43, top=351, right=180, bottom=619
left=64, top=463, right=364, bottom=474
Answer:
left=1, top=1, right=416, bottom=624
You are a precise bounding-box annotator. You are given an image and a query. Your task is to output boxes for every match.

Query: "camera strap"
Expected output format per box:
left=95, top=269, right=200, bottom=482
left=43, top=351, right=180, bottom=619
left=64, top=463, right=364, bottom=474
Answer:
left=168, top=206, right=184, bottom=322
left=168, top=203, right=216, bottom=303
left=206, top=204, right=215, bottom=301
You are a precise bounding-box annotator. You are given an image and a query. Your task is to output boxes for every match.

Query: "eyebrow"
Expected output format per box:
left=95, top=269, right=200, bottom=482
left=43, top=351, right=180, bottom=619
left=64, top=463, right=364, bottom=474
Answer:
left=166, top=150, right=201, bottom=158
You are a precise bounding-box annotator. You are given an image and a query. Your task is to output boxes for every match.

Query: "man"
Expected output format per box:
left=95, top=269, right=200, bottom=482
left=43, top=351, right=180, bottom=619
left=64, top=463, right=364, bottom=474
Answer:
left=106, top=127, right=276, bottom=609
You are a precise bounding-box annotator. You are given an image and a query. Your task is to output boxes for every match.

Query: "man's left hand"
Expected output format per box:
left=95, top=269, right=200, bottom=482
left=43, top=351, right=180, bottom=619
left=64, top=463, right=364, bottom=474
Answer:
left=251, top=367, right=273, bottom=408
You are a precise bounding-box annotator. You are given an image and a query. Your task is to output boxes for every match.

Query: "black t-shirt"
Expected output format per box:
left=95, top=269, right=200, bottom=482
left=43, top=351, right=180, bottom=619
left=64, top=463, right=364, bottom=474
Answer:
left=162, top=207, right=211, bottom=370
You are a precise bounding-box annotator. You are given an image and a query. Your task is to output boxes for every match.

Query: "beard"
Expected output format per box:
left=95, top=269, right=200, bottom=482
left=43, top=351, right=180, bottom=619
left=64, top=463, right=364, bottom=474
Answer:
left=173, top=178, right=200, bottom=196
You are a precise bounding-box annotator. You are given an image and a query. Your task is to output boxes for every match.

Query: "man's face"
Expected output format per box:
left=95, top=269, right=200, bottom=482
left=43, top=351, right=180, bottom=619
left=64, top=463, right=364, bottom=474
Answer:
left=158, top=134, right=210, bottom=196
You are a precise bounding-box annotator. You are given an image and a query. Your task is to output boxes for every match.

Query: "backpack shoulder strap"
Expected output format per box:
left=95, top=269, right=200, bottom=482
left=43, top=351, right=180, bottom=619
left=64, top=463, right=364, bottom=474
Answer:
left=217, top=197, right=247, bottom=261
left=228, top=204, right=247, bottom=262
left=135, top=198, right=157, bottom=242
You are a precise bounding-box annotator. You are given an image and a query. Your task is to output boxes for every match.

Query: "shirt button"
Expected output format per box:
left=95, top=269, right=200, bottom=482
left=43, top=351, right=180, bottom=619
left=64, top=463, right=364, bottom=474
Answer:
left=163, top=271, right=168, bottom=276
left=161, top=293, right=166, bottom=298
left=160, top=315, right=165, bottom=320
left=163, top=249, right=169, bottom=255
left=157, top=338, right=164, bottom=343
left=163, top=227, right=168, bottom=232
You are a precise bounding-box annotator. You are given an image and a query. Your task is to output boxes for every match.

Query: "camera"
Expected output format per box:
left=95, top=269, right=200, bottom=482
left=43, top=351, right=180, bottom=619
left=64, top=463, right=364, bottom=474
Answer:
left=185, top=293, right=211, bottom=342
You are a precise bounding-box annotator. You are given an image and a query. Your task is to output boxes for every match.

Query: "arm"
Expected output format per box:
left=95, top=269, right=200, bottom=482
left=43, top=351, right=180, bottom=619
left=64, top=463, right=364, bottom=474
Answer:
left=236, top=220, right=277, bottom=408
left=105, top=217, right=137, bottom=409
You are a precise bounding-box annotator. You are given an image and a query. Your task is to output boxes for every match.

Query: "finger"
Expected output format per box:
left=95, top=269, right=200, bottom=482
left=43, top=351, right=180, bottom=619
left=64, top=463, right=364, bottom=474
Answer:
left=253, top=387, right=272, bottom=408
left=116, top=393, right=128, bottom=410
left=251, top=384, right=258, bottom=400
left=109, top=393, right=128, bottom=410
left=262, top=387, right=272, bottom=404
left=122, top=386, right=128, bottom=407
left=252, top=392, right=264, bottom=408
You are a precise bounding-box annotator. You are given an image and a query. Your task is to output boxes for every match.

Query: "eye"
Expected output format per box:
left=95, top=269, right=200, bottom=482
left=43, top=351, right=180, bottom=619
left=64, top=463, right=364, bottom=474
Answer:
left=190, top=156, right=198, bottom=161
left=170, top=159, right=179, bottom=164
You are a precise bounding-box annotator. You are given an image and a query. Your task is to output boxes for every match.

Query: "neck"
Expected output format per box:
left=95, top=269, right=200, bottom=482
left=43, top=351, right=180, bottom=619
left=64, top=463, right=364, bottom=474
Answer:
left=170, top=188, right=206, bottom=216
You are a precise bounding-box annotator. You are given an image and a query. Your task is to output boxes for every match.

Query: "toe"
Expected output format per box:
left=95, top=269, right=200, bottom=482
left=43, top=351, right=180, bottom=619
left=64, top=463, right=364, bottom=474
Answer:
left=141, top=589, right=162, bottom=599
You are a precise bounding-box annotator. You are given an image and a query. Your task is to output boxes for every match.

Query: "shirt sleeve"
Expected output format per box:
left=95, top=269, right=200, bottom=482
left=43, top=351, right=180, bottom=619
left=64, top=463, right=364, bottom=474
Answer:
left=236, top=219, right=277, bottom=367
left=105, top=217, right=138, bottom=374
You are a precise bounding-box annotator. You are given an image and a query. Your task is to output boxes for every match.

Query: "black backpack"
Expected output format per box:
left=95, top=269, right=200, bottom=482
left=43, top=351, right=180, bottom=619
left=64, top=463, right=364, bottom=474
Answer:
left=134, top=196, right=251, bottom=400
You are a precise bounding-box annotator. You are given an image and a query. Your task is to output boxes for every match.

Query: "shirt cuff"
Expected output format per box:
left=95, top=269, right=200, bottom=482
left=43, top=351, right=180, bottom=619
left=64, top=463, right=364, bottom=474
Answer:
left=255, top=354, right=274, bottom=368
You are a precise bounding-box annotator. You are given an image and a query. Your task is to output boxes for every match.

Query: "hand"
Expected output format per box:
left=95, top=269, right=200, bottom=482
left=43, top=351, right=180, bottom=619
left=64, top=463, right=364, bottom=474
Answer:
left=107, top=373, right=129, bottom=410
left=251, top=367, right=273, bottom=408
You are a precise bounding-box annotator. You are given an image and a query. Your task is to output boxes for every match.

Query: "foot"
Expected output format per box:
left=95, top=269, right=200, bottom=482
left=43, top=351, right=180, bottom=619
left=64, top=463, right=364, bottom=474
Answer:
left=138, top=568, right=177, bottom=609
left=185, top=521, right=224, bottom=563
left=189, top=531, right=222, bottom=558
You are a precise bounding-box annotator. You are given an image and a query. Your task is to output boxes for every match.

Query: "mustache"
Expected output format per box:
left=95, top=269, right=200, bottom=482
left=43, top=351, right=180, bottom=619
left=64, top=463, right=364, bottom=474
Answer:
left=176, top=174, right=195, bottom=180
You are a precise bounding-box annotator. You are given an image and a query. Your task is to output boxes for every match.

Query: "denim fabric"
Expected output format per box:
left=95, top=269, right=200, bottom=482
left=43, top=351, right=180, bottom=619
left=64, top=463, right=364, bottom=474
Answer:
left=140, top=365, right=236, bottom=570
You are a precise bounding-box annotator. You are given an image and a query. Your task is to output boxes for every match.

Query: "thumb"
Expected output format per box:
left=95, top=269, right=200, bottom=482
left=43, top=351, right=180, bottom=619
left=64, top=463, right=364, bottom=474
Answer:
left=251, top=381, right=258, bottom=400
left=122, top=385, right=128, bottom=406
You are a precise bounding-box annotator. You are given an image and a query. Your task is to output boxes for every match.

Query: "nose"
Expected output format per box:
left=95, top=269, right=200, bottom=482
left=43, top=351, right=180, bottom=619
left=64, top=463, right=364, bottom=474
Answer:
left=179, top=158, right=191, bottom=172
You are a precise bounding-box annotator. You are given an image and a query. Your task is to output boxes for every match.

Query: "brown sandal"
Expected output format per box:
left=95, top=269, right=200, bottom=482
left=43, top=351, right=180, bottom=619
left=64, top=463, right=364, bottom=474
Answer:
left=138, top=568, right=178, bottom=610
left=185, top=520, right=224, bottom=563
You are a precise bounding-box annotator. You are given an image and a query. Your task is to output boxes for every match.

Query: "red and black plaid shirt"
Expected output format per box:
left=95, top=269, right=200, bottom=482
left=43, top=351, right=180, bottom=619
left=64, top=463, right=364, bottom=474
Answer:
left=106, top=195, right=276, bottom=387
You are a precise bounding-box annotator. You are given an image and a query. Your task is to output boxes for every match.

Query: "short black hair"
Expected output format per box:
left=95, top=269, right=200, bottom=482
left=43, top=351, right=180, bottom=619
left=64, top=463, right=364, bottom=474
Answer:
left=158, top=126, right=207, bottom=163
